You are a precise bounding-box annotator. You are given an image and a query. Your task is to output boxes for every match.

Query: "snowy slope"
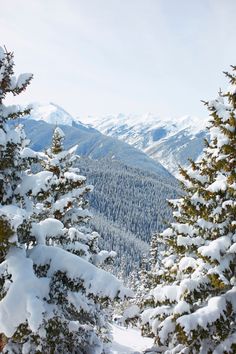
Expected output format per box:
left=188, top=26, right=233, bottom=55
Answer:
left=80, top=113, right=209, bottom=176
left=27, top=102, right=77, bottom=126
left=111, top=324, right=153, bottom=354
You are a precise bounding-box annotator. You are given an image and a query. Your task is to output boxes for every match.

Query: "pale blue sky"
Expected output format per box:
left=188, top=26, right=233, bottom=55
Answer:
left=1, top=0, right=236, bottom=118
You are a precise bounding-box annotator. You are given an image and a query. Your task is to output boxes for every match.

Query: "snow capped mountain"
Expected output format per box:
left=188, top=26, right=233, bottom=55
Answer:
left=21, top=102, right=172, bottom=178
left=15, top=102, right=180, bottom=277
left=80, top=113, right=209, bottom=176
left=25, top=102, right=79, bottom=127
left=24, top=103, right=209, bottom=177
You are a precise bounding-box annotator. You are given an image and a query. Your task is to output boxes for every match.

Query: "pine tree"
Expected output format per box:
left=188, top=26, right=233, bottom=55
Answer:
left=0, top=47, right=131, bottom=354
left=0, top=46, right=33, bottom=258
left=0, top=46, right=36, bottom=351
left=32, top=126, right=130, bottom=353
left=141, top=66, right=236, bottom=353
left=41, top=126, right=116, bottom=266
left=37, top=126, right=93, bottom=252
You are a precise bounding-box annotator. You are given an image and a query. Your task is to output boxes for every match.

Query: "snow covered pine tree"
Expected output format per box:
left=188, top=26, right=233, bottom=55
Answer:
left=0, top=46, right=34, bottom=352
left=31, top=125, right=122, bottom=352
left=141, top=66, right=236, bottom=353
left=0, top=46, right=131, bottom=354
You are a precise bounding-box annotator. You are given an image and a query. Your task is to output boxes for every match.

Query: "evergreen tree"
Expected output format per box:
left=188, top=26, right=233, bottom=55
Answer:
left=25, top=126, right=128, bottom=353
left=38, top=126, right=93, bottom=253
left=0, top=46, right=36, bottom=351
left=141, top=66, right=236, bottom=353
left=149, top=233, right=159, bottom=271
left=41, top=126, right=116, bottom=265
left=0, top=46, right=33, bottom=257
left=0, top=47, right=131, bottom=354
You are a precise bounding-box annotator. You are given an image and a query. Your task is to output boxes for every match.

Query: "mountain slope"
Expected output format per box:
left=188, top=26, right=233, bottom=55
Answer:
left=15, top=103, right=181, bottom=278
left=78, top=157, right=179, bottom=277
left=80, top=113, right=209, bottom=176
left=78, top=157, right=179, bottom=240
left=22, top=103, right=172, bottom=179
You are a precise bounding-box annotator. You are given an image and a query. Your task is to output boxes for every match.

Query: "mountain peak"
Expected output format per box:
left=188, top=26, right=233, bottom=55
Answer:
left=26, top=102, right=76, bottom=127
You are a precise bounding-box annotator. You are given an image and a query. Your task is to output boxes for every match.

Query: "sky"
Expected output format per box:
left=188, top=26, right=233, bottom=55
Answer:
left=1, top=0, right=236, bottom=119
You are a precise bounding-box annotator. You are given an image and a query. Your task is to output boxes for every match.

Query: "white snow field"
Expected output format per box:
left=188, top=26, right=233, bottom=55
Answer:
left=111, top=324, right=153, bottom=354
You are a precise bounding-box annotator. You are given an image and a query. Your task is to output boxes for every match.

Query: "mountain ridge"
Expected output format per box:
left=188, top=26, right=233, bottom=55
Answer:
left=22, top=102, right=173, bottom=178
left=79, top=113, right=209, bottom=176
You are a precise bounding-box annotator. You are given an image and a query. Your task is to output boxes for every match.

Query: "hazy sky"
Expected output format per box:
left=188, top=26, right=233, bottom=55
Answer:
left=1, top=0, right=236, bottom=118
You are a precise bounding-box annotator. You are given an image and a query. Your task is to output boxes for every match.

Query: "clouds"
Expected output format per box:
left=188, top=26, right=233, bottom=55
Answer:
left=1, top=0, right=236, bottom=118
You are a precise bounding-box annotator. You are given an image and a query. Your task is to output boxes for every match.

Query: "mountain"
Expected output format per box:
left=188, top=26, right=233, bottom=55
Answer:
left=78, top=157, right=179, bottom=278
left=78, top=157, right=179, bottom=241
left=15, top=103, right=181, bottom=278
left=22, top=103, right=172, bottom=179
left=80, top=113, right=209, bottom=176
left=27, top=102, right=76, bottom=126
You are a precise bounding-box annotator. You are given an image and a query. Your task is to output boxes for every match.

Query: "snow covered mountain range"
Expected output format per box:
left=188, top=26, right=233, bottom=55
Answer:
left=25, top=103, right=210, bottom=177
left=22, top=102, right=171, bottom=178
left=80, top=113, right=209, bottom=176
left=16, top=102, right=181, bottom=277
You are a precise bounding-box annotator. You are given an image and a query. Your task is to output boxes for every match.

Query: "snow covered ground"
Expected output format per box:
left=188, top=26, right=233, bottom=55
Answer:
left=111, top=324, right=153, bottom=354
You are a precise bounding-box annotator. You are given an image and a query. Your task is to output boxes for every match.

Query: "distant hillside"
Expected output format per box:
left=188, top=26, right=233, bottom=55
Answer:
left=78, top=157, right=179, bottom=241
left=81, top=113, right=209, bottom=176
left=78, top=157, right=180, bottom=276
